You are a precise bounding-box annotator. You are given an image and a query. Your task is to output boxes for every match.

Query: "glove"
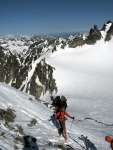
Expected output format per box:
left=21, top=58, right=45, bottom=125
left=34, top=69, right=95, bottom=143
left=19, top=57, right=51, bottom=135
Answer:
left=72, top=116, right=75, bottom=120
left=53, top=114, right=57, bottom=119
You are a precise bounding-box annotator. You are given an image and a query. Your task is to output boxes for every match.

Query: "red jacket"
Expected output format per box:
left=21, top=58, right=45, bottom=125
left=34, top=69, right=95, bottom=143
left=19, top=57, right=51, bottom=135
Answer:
left=55, top=110, right=72, bottom=121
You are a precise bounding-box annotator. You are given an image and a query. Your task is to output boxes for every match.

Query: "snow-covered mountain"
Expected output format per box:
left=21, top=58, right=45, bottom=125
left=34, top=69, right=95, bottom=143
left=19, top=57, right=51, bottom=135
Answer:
left=0, top=35, right=47, bottom=55
left=0, top=20, right=113, bottom=150
left=0, top=20, right=113, bottom=100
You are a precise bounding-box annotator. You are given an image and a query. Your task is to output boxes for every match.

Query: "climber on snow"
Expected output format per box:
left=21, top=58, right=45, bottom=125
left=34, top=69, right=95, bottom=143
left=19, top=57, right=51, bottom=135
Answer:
left=53, top=107, right=74, bottom=140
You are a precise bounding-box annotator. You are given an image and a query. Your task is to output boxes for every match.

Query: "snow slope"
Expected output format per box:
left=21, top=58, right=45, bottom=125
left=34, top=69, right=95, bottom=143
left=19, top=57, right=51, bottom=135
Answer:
left=45, top=25, right=113, bottom=149
left=0, top=83, right=82, bottom=150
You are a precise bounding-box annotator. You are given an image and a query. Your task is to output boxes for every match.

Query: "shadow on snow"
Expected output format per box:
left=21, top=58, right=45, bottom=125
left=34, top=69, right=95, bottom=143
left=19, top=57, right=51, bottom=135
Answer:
left=79, top=135, right=97, bottom=150
left=48, top=115, right=61, bottom=132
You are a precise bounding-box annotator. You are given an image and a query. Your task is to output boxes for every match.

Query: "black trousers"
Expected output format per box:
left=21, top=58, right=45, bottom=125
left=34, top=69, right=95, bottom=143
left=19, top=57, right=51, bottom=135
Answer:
left=58, top=120, right=64, bottom=134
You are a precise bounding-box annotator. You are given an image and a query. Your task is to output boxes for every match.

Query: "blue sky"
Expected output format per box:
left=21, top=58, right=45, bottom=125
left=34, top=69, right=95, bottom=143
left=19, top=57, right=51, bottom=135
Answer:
left=0, top=0, right=113, bottom=36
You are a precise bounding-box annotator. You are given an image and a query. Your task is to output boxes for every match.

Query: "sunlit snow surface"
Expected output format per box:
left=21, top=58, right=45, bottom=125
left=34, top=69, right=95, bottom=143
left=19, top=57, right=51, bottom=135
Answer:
left=0, top=24, right=113, bottom=149
left=45, top=37, right=113, bottom=149
left=0, top=83, right=71, bottom=150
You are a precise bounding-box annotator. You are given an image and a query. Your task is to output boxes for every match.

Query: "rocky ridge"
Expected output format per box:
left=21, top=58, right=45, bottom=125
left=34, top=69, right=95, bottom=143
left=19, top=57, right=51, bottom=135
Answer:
left=0, top=20, right=113, bottom=98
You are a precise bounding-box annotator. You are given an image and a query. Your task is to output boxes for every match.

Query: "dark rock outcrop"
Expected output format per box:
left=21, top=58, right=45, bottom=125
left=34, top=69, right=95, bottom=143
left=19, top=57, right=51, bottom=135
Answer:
left=0, top=108, right=16, bottom=122
left=27, top=119, right=37, bottom=127
left=68, top=21, right=113, bottom=48
left=68, top=32, right=86, bottom=48
left=105, top=21, right=113, bottom=41
left=85, top=25, right=102, bottom=44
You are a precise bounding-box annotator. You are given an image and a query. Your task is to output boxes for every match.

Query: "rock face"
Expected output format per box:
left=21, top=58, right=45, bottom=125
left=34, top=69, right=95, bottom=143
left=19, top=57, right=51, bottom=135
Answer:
left=68, top=21, right=113, bottom=48
left=68, top=25, right=102, bottom=48
left=0, top=108, right=16, bottom=122
left=104, top=20, right=113, bottom=41
left=0, top=21, right=113, bottom=98
left=0, top=37, right=58, bottom=98
left=85, top=25, right=102, bottom=44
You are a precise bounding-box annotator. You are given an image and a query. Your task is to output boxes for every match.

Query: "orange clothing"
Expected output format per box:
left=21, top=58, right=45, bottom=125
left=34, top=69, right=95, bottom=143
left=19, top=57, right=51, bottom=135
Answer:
left=55, top=110, right=72, bottom=121
left=55, top=109, right=72, bottom=140
left=105, top=136, right=113, bottom=150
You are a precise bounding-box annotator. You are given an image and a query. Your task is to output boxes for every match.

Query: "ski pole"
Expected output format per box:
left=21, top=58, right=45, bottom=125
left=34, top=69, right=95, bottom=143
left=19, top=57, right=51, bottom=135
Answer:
left=68, top=119, right=74, bottom=134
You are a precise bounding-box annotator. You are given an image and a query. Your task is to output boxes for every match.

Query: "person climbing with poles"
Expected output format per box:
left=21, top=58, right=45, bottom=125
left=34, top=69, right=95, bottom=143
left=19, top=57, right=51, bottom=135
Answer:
left=53, top=107, right=74, bottom=140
